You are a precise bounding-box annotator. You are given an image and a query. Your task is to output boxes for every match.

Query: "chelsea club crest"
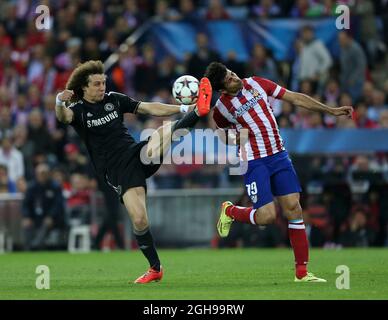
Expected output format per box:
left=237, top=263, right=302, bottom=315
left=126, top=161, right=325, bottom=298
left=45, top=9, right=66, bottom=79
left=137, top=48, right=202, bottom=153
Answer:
left=104, top=103, right=115, bottom=112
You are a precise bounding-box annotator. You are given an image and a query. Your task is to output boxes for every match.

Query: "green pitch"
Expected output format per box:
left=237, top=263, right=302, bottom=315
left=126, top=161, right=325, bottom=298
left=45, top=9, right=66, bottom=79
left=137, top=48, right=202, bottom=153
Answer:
left=1, top=248, right=387, bottom=300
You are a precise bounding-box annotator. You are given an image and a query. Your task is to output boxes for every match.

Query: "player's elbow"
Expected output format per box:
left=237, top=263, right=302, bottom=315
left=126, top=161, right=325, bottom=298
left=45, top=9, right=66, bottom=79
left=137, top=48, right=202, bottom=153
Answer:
left=55, top=106, right=70, bottom=124
left=283, top=90, right=299, bottom=105
left=290, top=92, right=307, bottom=107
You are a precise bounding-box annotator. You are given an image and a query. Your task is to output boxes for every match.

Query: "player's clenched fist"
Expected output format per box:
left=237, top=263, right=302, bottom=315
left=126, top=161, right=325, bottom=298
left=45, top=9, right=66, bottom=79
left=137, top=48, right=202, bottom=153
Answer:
left=332, top=105, right=354, bottom=118
left=58, top=89, right=74, bottom=102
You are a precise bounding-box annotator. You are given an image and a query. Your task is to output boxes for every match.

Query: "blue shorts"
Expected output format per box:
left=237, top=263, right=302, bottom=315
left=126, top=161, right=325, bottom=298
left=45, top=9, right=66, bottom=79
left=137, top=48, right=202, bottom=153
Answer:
left=244, top=150, right=302, bottom=209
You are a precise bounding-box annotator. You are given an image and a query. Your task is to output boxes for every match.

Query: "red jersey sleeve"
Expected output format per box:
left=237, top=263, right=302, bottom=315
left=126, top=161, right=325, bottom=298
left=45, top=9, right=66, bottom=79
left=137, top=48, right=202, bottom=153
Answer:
left=252, top=76, right=286, bottom=99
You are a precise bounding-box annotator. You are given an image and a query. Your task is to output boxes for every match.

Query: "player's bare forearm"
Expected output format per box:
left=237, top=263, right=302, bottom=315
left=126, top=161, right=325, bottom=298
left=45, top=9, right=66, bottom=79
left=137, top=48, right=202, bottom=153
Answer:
left=138, top=102, right=194, bottom=116
left=55, top=90, right=74, bottom=124
left=153, top=103, right=181, bottom=116
left=292, top=92, right=335, bottom=114
left=282, top=90, right=353, bottom=118
left=55, top=105, right=73, bottom=124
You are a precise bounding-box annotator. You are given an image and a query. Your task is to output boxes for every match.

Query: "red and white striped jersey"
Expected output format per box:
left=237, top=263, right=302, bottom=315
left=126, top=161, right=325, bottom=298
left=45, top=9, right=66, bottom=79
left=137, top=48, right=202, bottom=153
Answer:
left=213, top=76, right=286, bottom=161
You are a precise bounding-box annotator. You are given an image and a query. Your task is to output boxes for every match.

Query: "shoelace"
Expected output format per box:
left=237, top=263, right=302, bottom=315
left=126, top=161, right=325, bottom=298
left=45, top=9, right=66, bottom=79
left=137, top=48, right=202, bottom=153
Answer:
left=142, top=269, right=159, bottom=278
left=139, top=270, right=151, bottom=279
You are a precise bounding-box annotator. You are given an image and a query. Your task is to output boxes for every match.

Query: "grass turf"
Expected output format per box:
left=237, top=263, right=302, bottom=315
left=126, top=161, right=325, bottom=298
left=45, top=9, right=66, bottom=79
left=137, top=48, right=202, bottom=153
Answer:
left=0, top=248, right=387, bottom=300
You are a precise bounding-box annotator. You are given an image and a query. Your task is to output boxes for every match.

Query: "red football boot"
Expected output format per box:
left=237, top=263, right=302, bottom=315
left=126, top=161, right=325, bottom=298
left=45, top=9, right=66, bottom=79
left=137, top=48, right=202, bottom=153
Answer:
left=133, top=266, right=163, bottom=284
left=196, top=77, right=212, bottom=116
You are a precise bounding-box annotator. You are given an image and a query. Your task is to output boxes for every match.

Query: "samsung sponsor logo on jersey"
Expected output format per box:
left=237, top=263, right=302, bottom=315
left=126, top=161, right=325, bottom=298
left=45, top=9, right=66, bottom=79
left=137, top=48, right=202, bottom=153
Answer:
left=234, top=94, right=262, bottom=118
left=233, top=89, right=263, bottom=118
left=87, top=111, right=118, bottom=127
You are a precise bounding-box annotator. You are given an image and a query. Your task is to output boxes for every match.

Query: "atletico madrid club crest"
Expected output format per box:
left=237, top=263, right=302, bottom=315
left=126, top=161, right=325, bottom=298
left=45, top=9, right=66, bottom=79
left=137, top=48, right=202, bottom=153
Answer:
left=249, top=89, right=260, bottom=97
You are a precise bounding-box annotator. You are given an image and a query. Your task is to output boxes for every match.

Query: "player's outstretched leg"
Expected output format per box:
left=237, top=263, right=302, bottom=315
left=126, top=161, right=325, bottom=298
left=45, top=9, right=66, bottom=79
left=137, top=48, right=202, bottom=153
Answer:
left=145, top=121, right=175, bottom=164
left=145, top=77, right=212, bottom=163
left=172, top=77, right=212, bottom=132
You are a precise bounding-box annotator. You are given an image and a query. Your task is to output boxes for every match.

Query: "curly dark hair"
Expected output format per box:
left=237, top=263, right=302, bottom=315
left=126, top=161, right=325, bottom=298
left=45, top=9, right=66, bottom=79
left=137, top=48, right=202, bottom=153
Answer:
left=65, top=60, right=105, bottom=103
left=204, top=62, right=227, bottom=91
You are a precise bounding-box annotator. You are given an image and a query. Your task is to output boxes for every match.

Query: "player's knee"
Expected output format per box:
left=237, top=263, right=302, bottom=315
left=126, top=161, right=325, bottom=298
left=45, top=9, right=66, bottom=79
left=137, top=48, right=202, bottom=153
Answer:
left=132, top=216, right=148, bottom=230
left=146, top=144, right=159, bottom=157
left=285, top=201, right=303, bottom=219
left=146, top=145, right=162, bottom=164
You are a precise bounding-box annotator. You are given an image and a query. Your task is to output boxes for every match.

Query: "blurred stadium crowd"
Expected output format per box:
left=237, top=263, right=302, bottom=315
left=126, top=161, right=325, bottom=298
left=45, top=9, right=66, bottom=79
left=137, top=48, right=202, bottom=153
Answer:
left=0, top=0, right=388, bottom=249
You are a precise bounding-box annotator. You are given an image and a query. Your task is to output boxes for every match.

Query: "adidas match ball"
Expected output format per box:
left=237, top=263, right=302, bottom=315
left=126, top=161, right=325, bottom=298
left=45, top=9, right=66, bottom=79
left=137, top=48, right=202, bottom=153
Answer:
left=172, top=75, right=199, bottom=105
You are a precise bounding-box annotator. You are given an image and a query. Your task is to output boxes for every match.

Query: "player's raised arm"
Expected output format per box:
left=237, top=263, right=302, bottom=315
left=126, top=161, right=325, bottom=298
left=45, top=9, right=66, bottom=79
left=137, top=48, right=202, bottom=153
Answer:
left=137, top=75, right=211, bottom=117
left=55, top=90, right=75, bottom=124
left=137, top=102, right=195, bottom=116
left=281, top=90, right=353, bottom=118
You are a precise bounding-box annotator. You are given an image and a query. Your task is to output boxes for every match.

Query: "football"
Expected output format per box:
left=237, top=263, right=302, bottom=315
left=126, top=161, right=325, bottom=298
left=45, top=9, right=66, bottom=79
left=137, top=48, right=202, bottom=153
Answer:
left=172, top=75, right=199, bottom=105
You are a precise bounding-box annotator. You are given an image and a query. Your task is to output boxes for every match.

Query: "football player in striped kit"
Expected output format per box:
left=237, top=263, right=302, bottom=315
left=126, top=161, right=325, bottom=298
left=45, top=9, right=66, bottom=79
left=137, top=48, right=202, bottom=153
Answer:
left=205, top=62, right=353, bottom=282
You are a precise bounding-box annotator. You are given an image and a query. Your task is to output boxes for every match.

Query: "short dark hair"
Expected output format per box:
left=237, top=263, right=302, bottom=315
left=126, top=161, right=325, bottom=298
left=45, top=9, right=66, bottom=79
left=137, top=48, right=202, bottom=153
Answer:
left=204, top=62, right=227, bottom=91
left=66, top=60, right=104, bottom=103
